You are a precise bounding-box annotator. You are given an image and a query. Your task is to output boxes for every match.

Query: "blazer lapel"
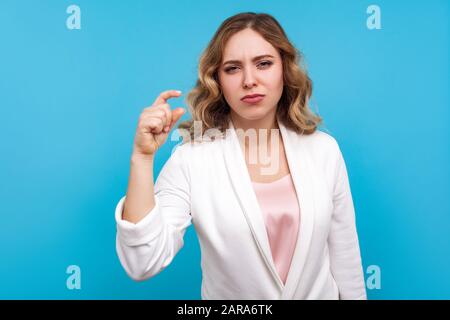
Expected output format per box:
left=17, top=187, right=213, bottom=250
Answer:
left=221, top=119, right=284, bottom=289
left=278, top=119, right=316, bottom=299
left=220, top=117, right=316, bottom=298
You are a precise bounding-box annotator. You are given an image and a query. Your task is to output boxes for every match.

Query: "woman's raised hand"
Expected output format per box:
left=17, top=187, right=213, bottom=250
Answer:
left=132, top=90, right=185, bottom=158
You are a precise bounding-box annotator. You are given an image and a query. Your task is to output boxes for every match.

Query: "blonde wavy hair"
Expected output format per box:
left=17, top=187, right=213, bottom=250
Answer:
left=178, top=12, right=322, bottom=143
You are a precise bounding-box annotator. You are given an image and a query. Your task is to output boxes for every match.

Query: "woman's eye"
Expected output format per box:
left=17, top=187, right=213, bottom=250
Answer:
left=225, top=66, right=238, bottom=73
left=224, top=61, right=272, bottom=73
left=258, top=61, right=273, bottom=68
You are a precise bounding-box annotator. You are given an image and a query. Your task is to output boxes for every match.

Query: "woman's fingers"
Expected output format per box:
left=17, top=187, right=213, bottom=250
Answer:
left=142, top=106, right=175, bottom=132
left=168, top=108, right=185, bottom=130
left=139, top=90, right=185, bottom=135
left=152, top=89, right=182, bottom=106
left=144, top=105, right=170, bottom=123
left=158, top=104, right=173, bottom=132
left=139, top=107, right=185, bottom=134
left=138, top=116, right=164, bottom=134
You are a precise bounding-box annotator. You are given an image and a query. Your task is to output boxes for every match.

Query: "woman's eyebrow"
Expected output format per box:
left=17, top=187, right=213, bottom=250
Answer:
left=222, top=54, right=275, bottom=66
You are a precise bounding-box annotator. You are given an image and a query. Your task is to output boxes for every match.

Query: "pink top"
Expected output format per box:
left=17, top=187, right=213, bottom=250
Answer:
left=251, top=174, right=300, bottom=285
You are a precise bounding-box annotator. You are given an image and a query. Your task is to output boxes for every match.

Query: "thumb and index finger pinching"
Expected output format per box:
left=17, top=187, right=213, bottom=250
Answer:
left=152, top=89, right=183, bottom=106
left=152, top=89, right=186, bottom=132
left=166, top=107, right=185, bottom=131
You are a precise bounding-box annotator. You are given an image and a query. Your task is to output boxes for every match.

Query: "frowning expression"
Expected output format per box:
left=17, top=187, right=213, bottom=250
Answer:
left=218, top=28, right=284, bottom=122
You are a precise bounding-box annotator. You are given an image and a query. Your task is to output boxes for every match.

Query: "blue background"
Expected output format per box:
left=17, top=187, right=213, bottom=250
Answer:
left=0, top=0, right=448, bottom=299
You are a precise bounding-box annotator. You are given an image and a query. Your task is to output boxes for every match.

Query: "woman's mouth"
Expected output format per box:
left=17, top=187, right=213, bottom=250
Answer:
left=241, top=95, right=265, bottom=104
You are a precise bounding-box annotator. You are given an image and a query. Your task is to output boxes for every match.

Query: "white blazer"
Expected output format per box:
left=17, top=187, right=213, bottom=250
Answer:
left=115, top=117, right=367, bottom=300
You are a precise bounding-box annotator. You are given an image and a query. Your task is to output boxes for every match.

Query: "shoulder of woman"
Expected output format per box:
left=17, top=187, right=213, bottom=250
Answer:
left=300, top=129, right=342, bottom=156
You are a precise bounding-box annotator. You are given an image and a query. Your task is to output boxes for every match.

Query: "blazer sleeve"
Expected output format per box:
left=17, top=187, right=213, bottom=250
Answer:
left=328, top=143, right=367, bottom=299
left=115, top=145, right=192, bottom=281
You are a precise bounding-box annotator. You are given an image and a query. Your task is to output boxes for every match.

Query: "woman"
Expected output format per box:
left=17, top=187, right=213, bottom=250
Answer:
left=115, top=12, right=367, bottom=300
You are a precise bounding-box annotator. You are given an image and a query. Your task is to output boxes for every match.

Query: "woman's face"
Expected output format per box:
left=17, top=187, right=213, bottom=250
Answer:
left=218, top=28, right=284, bottom=125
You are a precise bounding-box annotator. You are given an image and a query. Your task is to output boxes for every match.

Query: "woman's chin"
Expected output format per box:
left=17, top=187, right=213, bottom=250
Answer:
left=242, top=110, right=272, bottom=121
left=231, top=106, right=276, bottom=123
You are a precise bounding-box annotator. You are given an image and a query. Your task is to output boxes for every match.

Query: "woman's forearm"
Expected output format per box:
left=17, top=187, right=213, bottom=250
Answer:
left=122, top=154, right=156, bottom=224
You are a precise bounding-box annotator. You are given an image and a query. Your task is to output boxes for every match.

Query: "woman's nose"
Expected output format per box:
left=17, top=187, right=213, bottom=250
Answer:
left=242, top=69, right=257, bottom=89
